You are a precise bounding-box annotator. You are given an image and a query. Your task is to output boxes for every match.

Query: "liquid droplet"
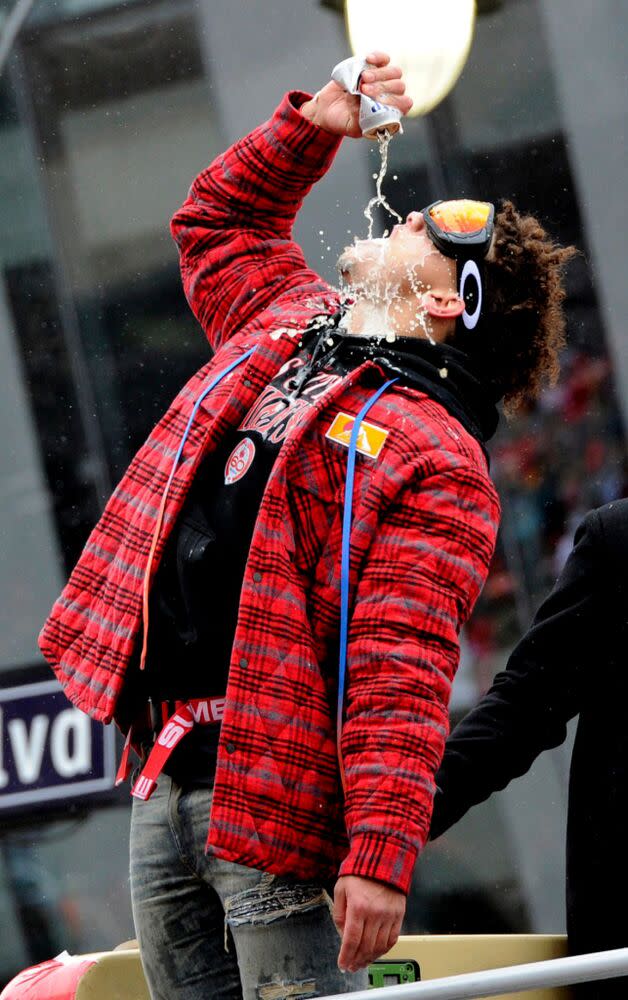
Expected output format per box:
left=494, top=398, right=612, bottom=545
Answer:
left=363, top=131, right=403, bottom=240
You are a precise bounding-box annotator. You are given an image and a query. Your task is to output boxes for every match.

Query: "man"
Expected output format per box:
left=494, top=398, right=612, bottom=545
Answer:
left=430, top=501, right=628, bottom=997
left=40, top=54, right=575, bottom=1000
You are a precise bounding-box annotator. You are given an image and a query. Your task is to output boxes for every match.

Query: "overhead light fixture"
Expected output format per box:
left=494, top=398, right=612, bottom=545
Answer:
left=476, top=0, right=503, bottom=12
left=345, top=0, right=477, bottom=117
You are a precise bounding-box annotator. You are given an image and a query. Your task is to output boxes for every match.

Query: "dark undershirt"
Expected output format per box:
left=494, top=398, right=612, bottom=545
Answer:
left=145, top=335, right=346, bottom=783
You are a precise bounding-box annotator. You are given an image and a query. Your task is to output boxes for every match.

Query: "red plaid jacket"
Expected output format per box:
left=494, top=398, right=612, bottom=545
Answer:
left=40, top=92, right=500, bottom=894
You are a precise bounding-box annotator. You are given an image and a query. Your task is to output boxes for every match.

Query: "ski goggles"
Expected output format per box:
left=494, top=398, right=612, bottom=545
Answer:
left=423, top=199, right=495, bottom=261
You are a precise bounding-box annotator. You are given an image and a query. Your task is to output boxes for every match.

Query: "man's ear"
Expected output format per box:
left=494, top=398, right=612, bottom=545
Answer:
left=422, top=289, right=465, bottom=320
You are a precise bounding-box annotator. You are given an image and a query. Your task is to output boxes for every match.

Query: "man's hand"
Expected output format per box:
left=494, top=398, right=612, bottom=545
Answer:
left=300, top=52, right=412, bottom=138
left=333, top=874, right=406, bottom=972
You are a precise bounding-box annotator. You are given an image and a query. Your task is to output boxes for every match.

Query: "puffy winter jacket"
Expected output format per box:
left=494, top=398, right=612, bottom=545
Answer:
left=40, top=92, right=500, bottom=894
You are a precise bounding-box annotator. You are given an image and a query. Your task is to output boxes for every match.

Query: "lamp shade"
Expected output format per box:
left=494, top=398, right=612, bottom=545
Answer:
left=345, top=0, right=476, bottom=117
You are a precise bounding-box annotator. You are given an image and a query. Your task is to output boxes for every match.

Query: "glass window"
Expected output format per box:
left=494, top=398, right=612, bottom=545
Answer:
left=0, top=1, right=223, bottom=978
left=0, top=844, right=30, bottom=986
left=0, top=72, right=77, bottom=666
left=19, top=0, right=217, bottom=480
left=1, top=805, right=134, bottom=985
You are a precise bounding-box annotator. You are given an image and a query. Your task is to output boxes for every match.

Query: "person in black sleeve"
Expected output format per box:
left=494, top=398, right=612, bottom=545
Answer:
left=430, top=500, right=628, bottom=996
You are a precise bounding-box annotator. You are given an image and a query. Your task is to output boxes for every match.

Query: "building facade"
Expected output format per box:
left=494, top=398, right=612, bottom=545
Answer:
left=0, top=0, right=626, bottom=984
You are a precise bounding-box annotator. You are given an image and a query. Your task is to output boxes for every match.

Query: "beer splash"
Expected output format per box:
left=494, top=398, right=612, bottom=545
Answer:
left=364, top=130, right=403, bottom=240
left=336, top=129, right=439, bottom=347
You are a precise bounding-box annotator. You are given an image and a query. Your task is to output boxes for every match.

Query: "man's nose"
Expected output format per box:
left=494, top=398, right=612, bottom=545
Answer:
left=405, top=211, right=425, bottom=232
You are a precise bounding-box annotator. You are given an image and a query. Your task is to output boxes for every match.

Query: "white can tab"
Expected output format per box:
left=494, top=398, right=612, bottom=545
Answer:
left=331, top=55, right=402, bottom=139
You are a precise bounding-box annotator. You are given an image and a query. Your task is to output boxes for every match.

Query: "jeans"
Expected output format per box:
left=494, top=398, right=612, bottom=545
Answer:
left=130, top=775, right=368, bottom=1000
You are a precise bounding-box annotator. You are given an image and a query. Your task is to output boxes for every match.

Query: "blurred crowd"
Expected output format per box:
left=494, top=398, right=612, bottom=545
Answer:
left=466, top=347, right=625, bottom=688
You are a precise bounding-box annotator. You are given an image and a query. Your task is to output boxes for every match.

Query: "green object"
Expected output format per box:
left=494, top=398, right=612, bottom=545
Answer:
left=368, top=961, right=420, bottom=988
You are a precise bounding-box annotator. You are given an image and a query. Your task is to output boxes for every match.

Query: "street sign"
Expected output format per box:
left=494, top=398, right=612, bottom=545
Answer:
left=0, top=680, right=116, bottom=814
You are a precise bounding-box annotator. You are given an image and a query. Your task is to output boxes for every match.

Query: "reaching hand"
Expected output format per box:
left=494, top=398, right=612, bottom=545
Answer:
left=300, top=52, right=413, bottom=138
left=333, top=874, right=406, bottom=972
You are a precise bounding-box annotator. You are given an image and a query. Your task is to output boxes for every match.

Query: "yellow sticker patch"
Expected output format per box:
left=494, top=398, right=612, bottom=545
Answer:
left=325, top=412, right=389, bottom=459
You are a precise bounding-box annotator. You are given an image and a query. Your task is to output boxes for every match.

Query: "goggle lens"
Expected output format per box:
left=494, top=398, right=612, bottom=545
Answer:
left=428, top=200, right=492, bottom=235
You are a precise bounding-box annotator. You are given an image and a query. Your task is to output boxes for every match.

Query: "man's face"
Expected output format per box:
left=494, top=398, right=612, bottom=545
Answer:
left=337, top=211, right=457, bottom=301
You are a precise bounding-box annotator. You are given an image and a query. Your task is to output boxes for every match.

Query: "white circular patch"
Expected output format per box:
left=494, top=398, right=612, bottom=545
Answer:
left=225, top=437, right=256, bottom=485
left=460, top=258, right=483, bottom=330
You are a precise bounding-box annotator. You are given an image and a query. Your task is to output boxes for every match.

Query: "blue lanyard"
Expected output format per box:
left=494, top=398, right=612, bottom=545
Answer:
left=337, top=378, right=398, bottom=780
left=139, top=346, right=257, bottom=672
left=165, top=347, right=257, bottom=489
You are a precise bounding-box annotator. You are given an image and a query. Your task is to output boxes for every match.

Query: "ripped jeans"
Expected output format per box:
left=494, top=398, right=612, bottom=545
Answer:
left=130, top=776, right=367, bottom=1000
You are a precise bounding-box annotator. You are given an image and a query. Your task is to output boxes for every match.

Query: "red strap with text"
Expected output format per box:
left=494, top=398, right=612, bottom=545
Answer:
left=131, top=698, right=225, bottom=801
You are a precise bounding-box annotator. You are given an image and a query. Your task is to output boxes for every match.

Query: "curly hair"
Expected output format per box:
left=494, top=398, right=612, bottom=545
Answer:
left=456, top=201, right=578, bottom=414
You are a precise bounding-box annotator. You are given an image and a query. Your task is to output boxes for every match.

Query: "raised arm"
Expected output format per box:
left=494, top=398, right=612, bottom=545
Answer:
left=429, top=508, right=602, bottom=841
left=170, top=54, right=412, bottom=352
left=170, top=93, right=340, bottom=352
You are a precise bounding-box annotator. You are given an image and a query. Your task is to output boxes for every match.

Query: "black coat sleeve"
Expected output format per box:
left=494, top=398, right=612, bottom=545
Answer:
left=430, top=508, right=603, bottom=840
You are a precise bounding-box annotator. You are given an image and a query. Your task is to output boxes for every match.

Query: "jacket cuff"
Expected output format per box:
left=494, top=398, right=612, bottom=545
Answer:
left=264, top=90, right=343, bottom=179
left=338, top=830, right=422, bottom=896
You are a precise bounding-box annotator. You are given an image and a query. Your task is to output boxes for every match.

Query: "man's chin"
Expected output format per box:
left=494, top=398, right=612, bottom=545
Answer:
left=337, top=238, right=389, bottom=282
left=336, top=249, right=353, bottom=275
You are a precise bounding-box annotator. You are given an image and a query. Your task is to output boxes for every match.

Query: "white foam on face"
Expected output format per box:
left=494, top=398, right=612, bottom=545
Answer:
left=405, top=264, right=436, bottom=345
left=333, top=132, right=446, bottom=347
left=338, top=249, right=400, bottom=342
left=353, top=302, right=389, bottom=338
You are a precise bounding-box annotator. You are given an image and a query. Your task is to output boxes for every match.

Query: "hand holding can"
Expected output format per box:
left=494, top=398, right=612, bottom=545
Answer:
left=331, top=55, right=402, bottom=138
left=300, top=51, right=412, bottom=139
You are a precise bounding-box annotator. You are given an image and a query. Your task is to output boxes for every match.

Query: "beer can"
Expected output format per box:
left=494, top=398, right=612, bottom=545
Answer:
left=331, top=55, right=402, bottom=139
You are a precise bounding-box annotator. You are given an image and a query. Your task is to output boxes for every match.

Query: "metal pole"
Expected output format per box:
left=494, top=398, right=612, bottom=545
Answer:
left=8, top=48, right=113, bottom=511
left=319, top=948, right=628, bottom=1000
left=0, top=0, right=37, bottom=76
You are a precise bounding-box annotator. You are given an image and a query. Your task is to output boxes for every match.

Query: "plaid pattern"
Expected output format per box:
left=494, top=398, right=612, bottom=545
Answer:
left=40, top=92, right=500, bottom=894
